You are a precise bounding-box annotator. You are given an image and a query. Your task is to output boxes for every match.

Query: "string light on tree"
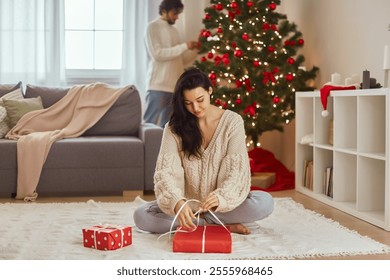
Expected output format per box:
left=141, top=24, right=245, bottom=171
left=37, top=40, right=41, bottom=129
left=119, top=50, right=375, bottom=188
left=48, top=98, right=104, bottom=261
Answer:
left=195, top=0, right=318, bottom=146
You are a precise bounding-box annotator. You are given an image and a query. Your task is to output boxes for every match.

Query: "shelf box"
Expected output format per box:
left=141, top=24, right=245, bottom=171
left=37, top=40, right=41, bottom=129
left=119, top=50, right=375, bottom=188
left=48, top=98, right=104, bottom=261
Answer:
left=297, top=144, right=313, bottom=189
left=357, top=157, right=385, bottom=213
left=334, top=96, right=357, bottom=150
left=358, top=96, right=385, bottom=155
left=333, top=152, right=357, bottom=203
left=313, top=147, right=333, bottom=194
left=296, top=93, right=314, bottom=143
left=314, top=96, right=333, bottom=145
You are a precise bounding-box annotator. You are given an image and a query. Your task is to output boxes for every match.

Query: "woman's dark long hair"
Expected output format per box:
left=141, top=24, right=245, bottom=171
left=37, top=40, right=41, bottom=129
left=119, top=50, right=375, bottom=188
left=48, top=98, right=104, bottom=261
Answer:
left=169, top=67, right=212, bottom=159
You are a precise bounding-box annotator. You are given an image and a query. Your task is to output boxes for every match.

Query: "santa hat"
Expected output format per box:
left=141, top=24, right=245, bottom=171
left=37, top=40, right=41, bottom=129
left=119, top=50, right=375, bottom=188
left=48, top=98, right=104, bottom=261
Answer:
left=320, top=84, right=358, bottom=117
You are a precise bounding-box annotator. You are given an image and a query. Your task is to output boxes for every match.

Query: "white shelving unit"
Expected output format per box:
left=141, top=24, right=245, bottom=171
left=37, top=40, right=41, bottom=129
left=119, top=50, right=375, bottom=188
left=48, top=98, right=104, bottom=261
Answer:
left=295, top=88, right=390, bottom=230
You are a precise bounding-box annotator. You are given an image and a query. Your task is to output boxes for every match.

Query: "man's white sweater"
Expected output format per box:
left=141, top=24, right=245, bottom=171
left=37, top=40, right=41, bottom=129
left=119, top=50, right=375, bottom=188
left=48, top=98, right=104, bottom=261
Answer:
left=145, top=18, right=197, bottom=93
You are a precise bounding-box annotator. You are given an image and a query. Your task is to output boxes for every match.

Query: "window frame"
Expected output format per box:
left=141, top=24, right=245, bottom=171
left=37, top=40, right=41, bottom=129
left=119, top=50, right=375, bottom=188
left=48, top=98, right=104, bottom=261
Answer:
left=64, top=0, right=124, bottom=85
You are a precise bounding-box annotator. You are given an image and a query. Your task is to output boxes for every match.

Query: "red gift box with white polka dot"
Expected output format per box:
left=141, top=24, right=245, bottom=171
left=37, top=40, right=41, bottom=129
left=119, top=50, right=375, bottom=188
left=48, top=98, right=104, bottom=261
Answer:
left=82, top=225, right=132, bottom=250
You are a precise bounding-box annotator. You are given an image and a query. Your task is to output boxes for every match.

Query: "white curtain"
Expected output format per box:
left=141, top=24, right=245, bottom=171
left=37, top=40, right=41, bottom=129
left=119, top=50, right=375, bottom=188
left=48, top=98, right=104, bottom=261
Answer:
left=120, top=0, right=159, bottom=101
left=0, top=0, right=65, bottom=86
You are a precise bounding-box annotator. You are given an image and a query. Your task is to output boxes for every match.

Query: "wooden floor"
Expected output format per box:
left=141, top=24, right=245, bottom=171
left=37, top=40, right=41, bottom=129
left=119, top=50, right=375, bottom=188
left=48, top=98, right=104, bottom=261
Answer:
left=1, top=189, right=390, bottom=260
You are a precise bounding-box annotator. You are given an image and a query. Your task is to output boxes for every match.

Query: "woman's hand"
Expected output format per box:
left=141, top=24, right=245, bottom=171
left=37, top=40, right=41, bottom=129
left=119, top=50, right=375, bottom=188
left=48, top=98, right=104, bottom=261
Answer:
left=174, top=199, right=196, bottom=229
left=201, top=193, right=219, bottom=212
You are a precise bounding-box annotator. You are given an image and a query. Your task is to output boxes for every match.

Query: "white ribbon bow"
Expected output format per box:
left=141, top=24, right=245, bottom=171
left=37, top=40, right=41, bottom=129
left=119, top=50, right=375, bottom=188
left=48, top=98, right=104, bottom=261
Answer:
left=93, top=223, right=126, bottom=249
left=158, top=199, right=229, bottom=242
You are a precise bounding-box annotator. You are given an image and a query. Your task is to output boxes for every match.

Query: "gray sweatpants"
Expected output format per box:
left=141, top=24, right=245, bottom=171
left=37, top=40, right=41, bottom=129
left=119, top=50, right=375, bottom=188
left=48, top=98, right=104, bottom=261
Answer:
left=133, top=191, right=274, bottom=234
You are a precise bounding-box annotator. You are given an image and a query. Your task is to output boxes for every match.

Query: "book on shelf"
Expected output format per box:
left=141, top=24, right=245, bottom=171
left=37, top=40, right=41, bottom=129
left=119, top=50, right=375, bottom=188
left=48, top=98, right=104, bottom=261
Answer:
left=303, top=160, right=313, bottom=190
left=302, top=159, right=308, bottom=186
left=324, top=167, right=333, bottom=198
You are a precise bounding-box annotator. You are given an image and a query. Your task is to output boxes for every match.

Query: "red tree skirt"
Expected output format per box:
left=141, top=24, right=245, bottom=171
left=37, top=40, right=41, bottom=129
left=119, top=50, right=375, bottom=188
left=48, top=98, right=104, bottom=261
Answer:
left=248, top=148, right=295, bottom=192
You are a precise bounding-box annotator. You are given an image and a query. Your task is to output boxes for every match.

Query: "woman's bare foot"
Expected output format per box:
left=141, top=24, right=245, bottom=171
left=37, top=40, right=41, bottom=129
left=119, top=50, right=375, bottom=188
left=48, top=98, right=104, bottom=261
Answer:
left=228, top=223, right=250, bottom=235
left=202, top=220, right=250, bottom=235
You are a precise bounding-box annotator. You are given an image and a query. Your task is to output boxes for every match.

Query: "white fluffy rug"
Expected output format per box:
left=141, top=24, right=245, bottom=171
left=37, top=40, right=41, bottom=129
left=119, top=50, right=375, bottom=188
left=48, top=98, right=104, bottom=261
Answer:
left=1, top=197, right=389, bottom=260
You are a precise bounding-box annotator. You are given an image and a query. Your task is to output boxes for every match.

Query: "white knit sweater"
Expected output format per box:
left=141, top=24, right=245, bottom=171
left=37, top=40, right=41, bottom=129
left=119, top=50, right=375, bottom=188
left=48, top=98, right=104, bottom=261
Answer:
left=154, top=110, right=251, bottom=216
left=145, top=18, right=197, bottom=93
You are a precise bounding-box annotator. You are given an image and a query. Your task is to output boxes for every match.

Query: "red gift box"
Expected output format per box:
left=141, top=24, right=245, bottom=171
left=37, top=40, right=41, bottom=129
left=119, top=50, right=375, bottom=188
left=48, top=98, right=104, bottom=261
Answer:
left=173, top=225, right=232, bottom=253
left=82, top=225, right=132, bottom=250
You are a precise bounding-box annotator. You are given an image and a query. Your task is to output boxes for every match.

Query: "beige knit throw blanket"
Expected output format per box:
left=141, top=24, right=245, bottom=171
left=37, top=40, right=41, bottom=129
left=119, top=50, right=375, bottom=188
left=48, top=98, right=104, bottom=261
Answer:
left=6, top=83, right=130, bottom=201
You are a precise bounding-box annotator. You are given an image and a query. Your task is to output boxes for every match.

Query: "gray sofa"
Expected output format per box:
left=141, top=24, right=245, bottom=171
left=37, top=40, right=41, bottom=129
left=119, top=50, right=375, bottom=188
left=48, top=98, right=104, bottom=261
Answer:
left=0, top=83, right=163, bottom=198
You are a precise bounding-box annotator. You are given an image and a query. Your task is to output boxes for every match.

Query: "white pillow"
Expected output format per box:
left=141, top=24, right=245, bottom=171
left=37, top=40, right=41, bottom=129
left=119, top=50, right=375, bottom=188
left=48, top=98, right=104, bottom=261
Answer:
left=0, top=106, right=10, bottom=138
left=0, top=88, right=24, bottom=138
left=0, top=87, right=24, bottom=104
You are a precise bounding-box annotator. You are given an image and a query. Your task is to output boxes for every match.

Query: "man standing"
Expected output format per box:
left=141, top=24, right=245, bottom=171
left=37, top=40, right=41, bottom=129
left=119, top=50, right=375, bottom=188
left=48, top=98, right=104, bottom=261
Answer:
left=144, top=0, right=198, bottom=127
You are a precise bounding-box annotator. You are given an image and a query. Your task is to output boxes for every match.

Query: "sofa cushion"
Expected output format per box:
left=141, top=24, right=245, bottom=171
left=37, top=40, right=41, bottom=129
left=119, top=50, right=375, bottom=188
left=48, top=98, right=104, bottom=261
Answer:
left=0, top=107, right=11, bottom=138
left=44, top=136, right=144, bottom=169
left=24, top=84, right=142, bottom=136
left=0, top=136, right=144, bottom=170
left=0, top=139, right=17, bottom=169
left=3, top=96, right=44, bottom=127
left=24, top=85, right=68, bottom=108
left=0, top=88, right=24, bottom=138
left=0, top=81, right=23, bottom=97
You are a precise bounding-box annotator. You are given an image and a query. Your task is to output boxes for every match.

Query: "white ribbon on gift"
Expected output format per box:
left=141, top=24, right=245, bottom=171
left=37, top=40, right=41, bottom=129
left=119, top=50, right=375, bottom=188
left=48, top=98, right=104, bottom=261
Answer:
left=158, top=199, right=230, bottom=253
left=92, top=223, right=126, bottom=250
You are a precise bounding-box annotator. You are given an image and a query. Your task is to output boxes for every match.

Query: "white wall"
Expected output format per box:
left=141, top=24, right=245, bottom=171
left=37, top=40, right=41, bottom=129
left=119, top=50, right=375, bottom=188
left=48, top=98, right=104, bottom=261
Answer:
left=177, top=0, right=209, bottom=41
left=280, top=0, right=390, bottom=86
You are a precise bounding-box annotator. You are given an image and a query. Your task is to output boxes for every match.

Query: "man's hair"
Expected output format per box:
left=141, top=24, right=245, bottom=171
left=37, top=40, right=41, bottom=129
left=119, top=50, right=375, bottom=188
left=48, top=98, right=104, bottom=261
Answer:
left=159, top=0, right=184, bottom=15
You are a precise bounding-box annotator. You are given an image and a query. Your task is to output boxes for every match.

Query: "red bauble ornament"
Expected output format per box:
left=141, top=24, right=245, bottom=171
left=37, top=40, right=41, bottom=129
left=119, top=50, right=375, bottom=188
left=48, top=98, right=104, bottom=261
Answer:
left=298, top=39, right=305, bottom=45
left=215, top=3, right=223, bottom=10
left=271, top=24, right=278, bottom=31
left=231, top=42, right=237, bottom=49
left=217, top=27, right=223, bottom=33
left=201, top=30, right=211, bottom=37
left=231, top=1, right=238, bottom=9
left=287, top=57, right=295, bottom=64
left=207, top=52, right=214, bottom=59
left=222, top=101, right=227, bottom=109
left=215, top=99, right=221, bottom=106
left=247, top=1, right=253, bottom=7
left=244, top=102, right=257, bottom=116
left=244, top=78, right=252, bottom=91
left=263, top=23, right=270, bottom=31
left=286, top=73, right=294, bottom=82
left=236, top=80, right=243, bottom=88
left=234, top=49, right=243, bottom=57
left=201, top=56, right=207, bottom=62
left=268, top=2, right=277, bottom=10
left=204, top=13, right=211, bottom=20
left=228, top=11, right=235, bottom=21
left=235, top=98, right=242, bottom=105
left=209, top=72, right=217, bottom=80
left=253, top=60, right=260, bottom=67
left=222, top=53, right=230, bottom=65
left=242, top=33, right=249, bottom=41
left=268, top=46, right=275, bottom=53
left=273, top=96, right=280, bottom=104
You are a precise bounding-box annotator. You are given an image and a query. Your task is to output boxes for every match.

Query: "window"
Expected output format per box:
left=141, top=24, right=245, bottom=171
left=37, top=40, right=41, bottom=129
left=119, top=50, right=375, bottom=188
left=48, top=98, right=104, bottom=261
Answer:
left=64, top=0, right=123, bottom=83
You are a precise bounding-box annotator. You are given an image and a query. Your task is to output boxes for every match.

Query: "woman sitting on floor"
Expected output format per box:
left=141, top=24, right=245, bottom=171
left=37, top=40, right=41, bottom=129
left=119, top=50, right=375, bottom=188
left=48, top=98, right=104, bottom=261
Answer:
left=134, top=67, right=274, bottom=234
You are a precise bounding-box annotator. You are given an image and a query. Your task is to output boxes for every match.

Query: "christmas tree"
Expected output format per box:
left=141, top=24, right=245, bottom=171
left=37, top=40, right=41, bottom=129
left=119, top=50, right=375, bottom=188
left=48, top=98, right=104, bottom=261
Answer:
left=194, top=0, right=318, bottom=147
